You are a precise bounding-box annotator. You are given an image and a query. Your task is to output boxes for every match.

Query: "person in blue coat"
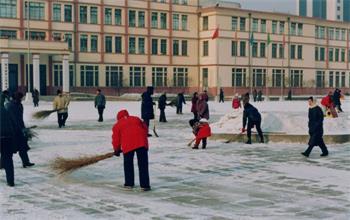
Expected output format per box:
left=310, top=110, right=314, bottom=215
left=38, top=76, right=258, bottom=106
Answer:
left=141, top=87, right=155, bottom=136
left=241, top=95, right=264, bottom=144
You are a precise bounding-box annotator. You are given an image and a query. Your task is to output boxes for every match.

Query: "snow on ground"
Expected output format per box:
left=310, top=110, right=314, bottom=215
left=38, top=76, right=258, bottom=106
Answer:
left=0, top=99, right=350, bottom=220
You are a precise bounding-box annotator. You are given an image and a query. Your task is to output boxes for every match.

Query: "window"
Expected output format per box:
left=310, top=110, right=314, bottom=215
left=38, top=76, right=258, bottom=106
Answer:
left=272, top=69, right=285, bottom=87
left=319, top=26, right=325, bottom=39
left=202, top=68, right=208, bottom=87
left=138, top=37, right=145, bottom=54
left=335, top=72, right=340, bottom=87
left=53, top=4, right=61, bottom=21
left=260, top=19, right=266, bottom=33
left=252, top=18, right=258, bottom=32
left=329, top=48, right=334, bottom=61
left=152, top=39, right=158, bottom=55
left=316, top=71, right=325, bottom=88
left=297, top=23, right=303, bottom=36
left=203, top=16, right=208, bottom=30
left=105, top=36, right=112, bottom=53
left=181, top=15, right=188, bottom=30
left=52, top=32, right=61, bottom=41
left=335, top=48, right=340, bottom=62
left=240, top=41, right=246, bottom=57
left=90, top=7, right=98, bottom=24
left=80, top=6, right=87, bottom=23
left=232, top=17, right=238, bottom=31
left=329, top=71, right=334, bottom=87
left=341, top=72, right=345, bottom=87
left=25, top=31, right=45, bottom=40
left=260, top=42, right=266, bottom=58
left=152, top=67, right=167, bottom=87
left=160, top=39, right=167, bottom=55
left=138, top=11, right=145, bottom=28
left=64, top=5, right=72, bottom=22
left=290, top=70, right=303, bottom=87
left=0, top=30, right=17, bottom=39
left=115, top=36, right=122, bottom=53
left=106, top=66, right=123, bottom=87
left=129, top=67, right=145, bottom=87
left=253, top=69, right=266, bottom=87
left=335, top=29, right=340, bottom=40
left=129, top=37, right=136, bottom=54
left=341, top=29, right=346, bottom=41
left=272, top=20, right=277, bottom=34
left=252, top=42, right=258, bottom=57
left=232, top=68, right=246, bottom=86
left=181, top=40, right=188, bottom=56
left=151, top=12, right=158, bottom=28
left=91, top=35, right=98, bottom=52
left=80, top=34, right=88, bottom=52
left=160, top=13, right=167, bottom=29
left=272, top=43, right=277, bottom=58
left=173, top=67, right=188, bottom=87
left=290, top=45, right=296, bottom=59
left=290, top=22, right=296, bottom=35
left=104, top=8, right=112, bottom=24
left=80, top=65, right=99, bottom=87
left=173, top=40, right=179, bottom=55
left=297, top=45, right=303, bottom=59
left=315, top=47, right=319, bottom=61
left=128, top=10, right=136, bottom=27
left=25, top=2, right=45, bottom=20
left=115, top=9, right=122, bottom=25
left=320, top=47, right=325, bottom=61
left=64, top=33, right=72, bottom=50
left=329, top=28, right=334, bottom=40
left=0, top=0, right=16, bottom=18
left=240, top=17, right=246, bottom=31
left=341, top=49, right=345, bottom=62
left=173, top=14, right=179, bottom=30
left=279, top=21, right=284, bottom=34
left=203, top=41, right=208, bottom=56
left=231, top=41, right=238, bottom=56
left=279, top=44, right=284, bottom=58
left=53, top=64, right=62, bottom=86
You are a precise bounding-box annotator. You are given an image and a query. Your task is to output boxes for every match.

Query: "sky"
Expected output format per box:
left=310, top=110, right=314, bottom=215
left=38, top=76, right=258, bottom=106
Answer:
left=225, top=0, right=296, bottom=14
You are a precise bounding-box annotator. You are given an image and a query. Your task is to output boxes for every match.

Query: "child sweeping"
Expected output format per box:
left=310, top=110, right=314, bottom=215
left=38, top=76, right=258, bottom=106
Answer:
left=190, top=118, right=211, bottom=149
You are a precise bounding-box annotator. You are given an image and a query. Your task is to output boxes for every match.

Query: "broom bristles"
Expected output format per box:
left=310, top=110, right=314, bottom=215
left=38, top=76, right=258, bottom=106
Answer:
left=51, top=152, right=114, bottom=174
left=32, top=109, right=58, bottom=119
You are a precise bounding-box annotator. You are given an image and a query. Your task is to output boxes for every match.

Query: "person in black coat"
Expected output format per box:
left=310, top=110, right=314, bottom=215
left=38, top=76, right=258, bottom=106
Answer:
left=302, top=97, right=328, bottom=157
left=141, top=86, right=155, bottom=136
left=242, top=98, right=264, bottom=144
left=158, top=93, right=168, bottom=122
left=253, top=89, right=258, bottom=102
left=219, top=88, right=224, bottom=103
left=332, top=89, right=343, bottom=112
left=94, top=89, right=106, bottom=122
left=32, top=89, right=39, bottom=107
left=5, top=92, right=35, bottom=168
left=176, top=92, right=186, bottom=114
left=0, top=105, right=17, bottom=186
left=1, top=90, right=11, bottom=107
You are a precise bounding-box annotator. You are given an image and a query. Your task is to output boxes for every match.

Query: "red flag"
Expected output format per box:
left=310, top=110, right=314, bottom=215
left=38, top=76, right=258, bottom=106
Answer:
left=212, top=27, right=219, bottom=39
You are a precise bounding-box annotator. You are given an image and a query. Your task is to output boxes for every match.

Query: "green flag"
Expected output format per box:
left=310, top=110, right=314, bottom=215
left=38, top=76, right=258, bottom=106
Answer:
left=249, top=32, right=255, bottom=45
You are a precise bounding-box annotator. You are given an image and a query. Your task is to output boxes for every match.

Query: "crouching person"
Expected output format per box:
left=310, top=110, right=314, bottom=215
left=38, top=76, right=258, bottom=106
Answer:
left=112, top=110, right=151, bottom=191
left=192, top=118, right=211, bottom=149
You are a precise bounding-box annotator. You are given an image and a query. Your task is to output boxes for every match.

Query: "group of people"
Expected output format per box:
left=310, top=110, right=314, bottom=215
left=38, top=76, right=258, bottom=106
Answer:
left=320, top=88, right=344, bottom=117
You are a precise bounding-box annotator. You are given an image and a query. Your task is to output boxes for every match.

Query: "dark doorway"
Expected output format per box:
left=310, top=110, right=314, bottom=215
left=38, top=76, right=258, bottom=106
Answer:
left=26, top=64, right=47, bottom=95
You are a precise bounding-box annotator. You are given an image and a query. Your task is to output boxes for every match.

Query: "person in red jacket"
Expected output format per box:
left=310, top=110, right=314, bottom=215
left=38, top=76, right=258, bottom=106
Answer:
left=320, top=91, right=334, bottom=109
left=112, top=109, right=151, bottom=191
left=232, top=93, right=241, bottom=110
left=192, top=118, right=211, bottom=149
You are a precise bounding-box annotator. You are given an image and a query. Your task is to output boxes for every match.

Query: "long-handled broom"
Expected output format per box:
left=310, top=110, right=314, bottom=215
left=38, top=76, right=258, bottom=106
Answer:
left=33, top=108, right=63, bottom=120
left=153, top=105, right=159, bottom=137
left=51, top=152, right=115, bottom=174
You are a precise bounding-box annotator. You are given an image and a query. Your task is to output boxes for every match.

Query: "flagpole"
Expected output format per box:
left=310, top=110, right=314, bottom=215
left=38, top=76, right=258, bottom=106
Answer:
left=234, top=31, right=237, bottom=94
left=216, top=28, right=220, bottom=102
left=266, top=32, right=270, bottom=101
left=248, top=13, right=252, bottom=96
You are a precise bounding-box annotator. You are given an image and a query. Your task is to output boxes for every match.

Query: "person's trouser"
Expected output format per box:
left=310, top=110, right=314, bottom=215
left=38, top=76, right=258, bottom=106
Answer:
left=195, top=137, right=207, bottom=148
left=193, top=112, right=198, bottom=120
left=143, top=119, right=150, bottom=133
left=336, top=104, right=343, bottom=112
left=123, top=147, right=150, bottom=188
left=97, top=106, right=104, bottom=121
left=0, top=138, right=14, bottom=185
left=304, top=136, right=328, bottom=156
left=57, top=112, right=68, bottom=127
left=159, top=109, right=166, bottom=122
left=19, top=149, right=30, bottom=165
left=247, top=120, right=264, bottom=142
left=219, top=97, right=224, bottom=103
left=176, top=106, right=183, bottom=114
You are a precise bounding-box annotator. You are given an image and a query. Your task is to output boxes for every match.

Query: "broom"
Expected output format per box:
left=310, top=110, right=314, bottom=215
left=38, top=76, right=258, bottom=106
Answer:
left=51, top=152, right=114, bottom=174
left=33, top=109, right=63, bottom=119
left=187, top=138, right=196, bottom=147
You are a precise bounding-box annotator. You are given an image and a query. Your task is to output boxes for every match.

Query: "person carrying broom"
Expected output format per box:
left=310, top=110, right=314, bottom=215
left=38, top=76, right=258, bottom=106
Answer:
left=112, top=109, right=151, bottom=191
left=53, top=89, right=70, bottom=128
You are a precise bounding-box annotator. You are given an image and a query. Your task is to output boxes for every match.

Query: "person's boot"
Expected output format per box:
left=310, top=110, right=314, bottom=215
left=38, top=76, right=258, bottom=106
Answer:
left=202, top=142, right=207, bottom=149
left=245, top=139, right=252, bottom=144
left=23, top=162, right=35, bottom=168
left=320, top=152, right=328, bottom=157
left=7, top=182, right=15, bottom=187
left=301, top=152, right=309, bottom=157
left=192, top=144, right=199, bottom=149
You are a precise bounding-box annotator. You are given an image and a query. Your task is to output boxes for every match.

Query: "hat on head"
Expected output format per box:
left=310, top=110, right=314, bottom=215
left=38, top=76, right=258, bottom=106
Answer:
left=199, top=118, right=208, bottom=123
left=117, top=109, right=129, bottom=120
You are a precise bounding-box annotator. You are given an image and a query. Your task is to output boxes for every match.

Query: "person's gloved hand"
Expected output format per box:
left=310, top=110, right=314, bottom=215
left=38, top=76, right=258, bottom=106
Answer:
left=114, top=149, right=122, bottom=157
left=241, top=128, right=246, bottom=133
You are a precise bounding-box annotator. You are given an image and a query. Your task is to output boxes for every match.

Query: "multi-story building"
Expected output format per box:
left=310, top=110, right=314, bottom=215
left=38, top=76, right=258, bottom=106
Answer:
left=0, top=0, right=349, bottom=97
left=297, top=0, right=350, bottom=22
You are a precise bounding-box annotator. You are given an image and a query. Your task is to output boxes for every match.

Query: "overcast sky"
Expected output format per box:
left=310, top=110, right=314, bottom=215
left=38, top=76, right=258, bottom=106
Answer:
left=225, top=0, right=296, bottom=14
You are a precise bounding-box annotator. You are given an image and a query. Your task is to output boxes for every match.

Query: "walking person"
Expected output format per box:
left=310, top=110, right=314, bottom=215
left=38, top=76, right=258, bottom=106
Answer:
left=0, top=104, right=17, bottom=186
left=219, top=88, right=224, bottom=103
left=112, top=110, right=151, bottom=191
left=257, top=90, right=263, bottom=102
left=253, top=89, right=258, bottom=102
left=301, top=97, right=329, bottom=157
left=141, top=86, right=155, bottom=137
left=197, top=93, right=209, bottom=120
left=241, top=95, right=264, bottom=144
left=32, top=88, right=39, bottom=107
left=5, top=92, right=35, bottom=168
left=53, top=89, right=70, bottom=128
left=191, top=92, right=199, bottom=120
left=333, top=88, right=343, bottom=112
left=158, top=92, right=167, bottom=122
left=176, top=92, right=186, bottom=114
left=95, top=89, right=106, bottom=122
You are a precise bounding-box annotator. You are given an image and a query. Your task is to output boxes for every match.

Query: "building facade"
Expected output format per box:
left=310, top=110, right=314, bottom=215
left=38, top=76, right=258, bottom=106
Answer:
left=0, top=0, right=349, bottom=97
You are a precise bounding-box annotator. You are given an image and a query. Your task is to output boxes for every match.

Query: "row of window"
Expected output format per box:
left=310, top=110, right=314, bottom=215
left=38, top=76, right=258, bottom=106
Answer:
left=315, top=26, right=348, bottom=41
left=53, top=65, right=188, bottom=87
left=315, top=47, right=349, bottom=63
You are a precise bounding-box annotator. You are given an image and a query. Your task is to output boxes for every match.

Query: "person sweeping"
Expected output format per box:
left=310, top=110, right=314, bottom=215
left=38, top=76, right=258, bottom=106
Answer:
left=112, top=110, right=151, bottom=191
left=190, top=118, right=211, bottom=149
left=53, top=90, right=70, bottom=128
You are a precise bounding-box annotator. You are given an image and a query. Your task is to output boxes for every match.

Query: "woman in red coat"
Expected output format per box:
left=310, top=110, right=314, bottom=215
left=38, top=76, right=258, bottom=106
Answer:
left=112, top=109, right=151, bottom=191
left=192, top=118, right=211, bottom=149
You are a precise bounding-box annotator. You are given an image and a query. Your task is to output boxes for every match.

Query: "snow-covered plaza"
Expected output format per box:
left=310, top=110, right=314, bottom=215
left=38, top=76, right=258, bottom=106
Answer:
left=1, top=99, right=349, bottom=219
